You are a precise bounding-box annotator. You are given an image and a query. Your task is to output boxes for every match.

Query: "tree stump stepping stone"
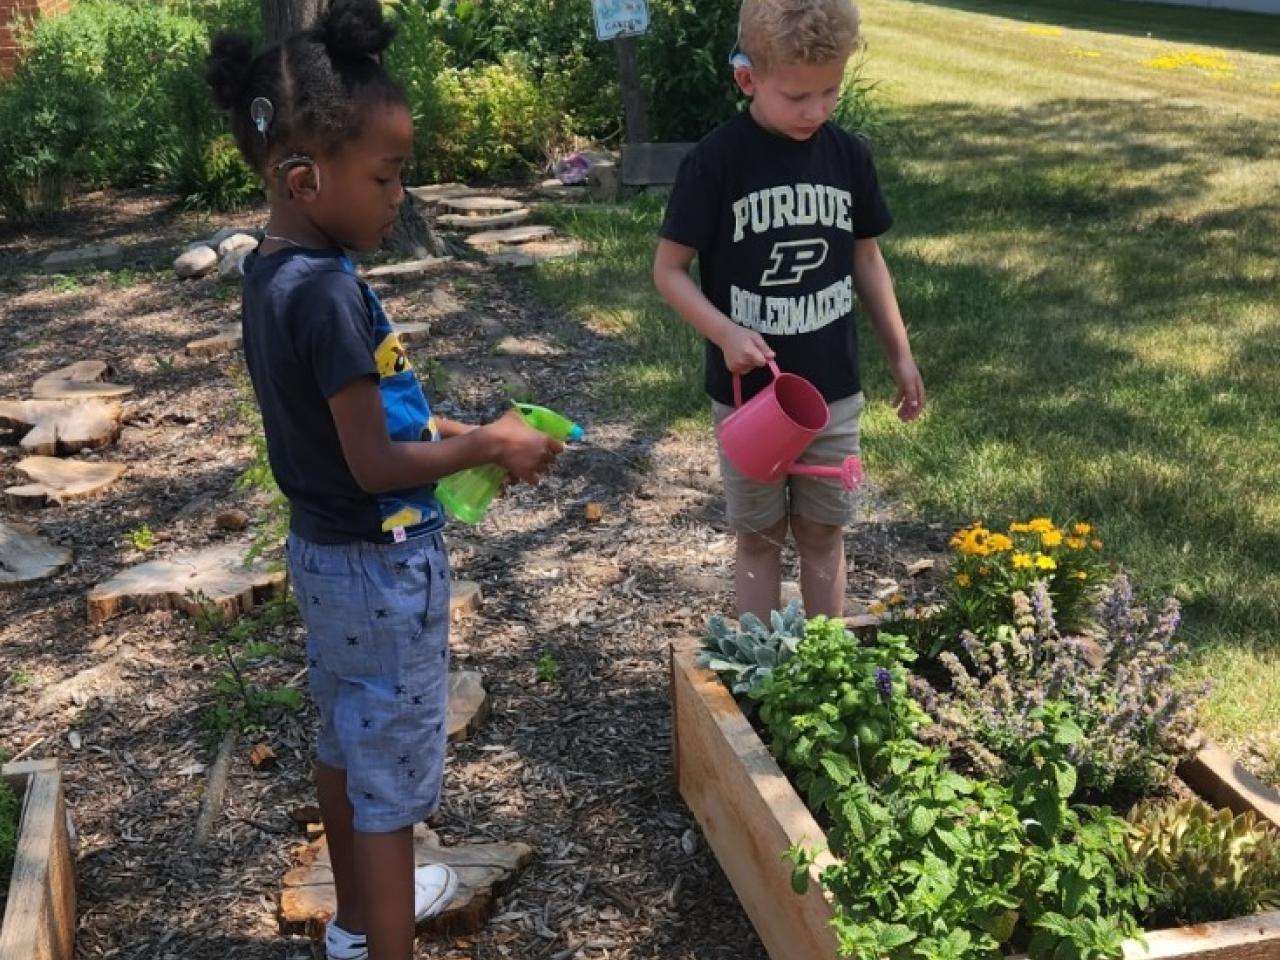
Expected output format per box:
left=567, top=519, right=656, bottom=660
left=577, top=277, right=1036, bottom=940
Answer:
left=447, top=670, right=489, bottom=743
left=31, top=360, right=133, bottom=400
left=488, top=239, right=584, bottom=269
left=6, top=456, right=126, bottom=508
left=406, top=183, right=472, bottom=205
left=363, top=257, right=450, bottom=283
left=186, top=325, right=242, bottom=358
left=0, top=522, right=72, bottom=589
left=86, top=543, right=287, bottom=624
left=438, top=196, right=526, bottom=216
left=41, top=242, right=124, bottom=273
left=438, top=209, right=531, bottom=231
left=466, top=224, right=556, bottom=249
left=279, top=824, right=533, bottom=940
left=0, top=399, right=123, bottom=456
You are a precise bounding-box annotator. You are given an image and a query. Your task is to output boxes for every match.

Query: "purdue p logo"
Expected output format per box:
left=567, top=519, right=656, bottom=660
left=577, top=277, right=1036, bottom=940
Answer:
left=760, top=239, right=829, bottom=287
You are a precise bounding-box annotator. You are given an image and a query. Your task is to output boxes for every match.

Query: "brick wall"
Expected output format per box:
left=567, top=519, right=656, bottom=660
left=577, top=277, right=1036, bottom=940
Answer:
left=0, top=0, right=70, bottom=77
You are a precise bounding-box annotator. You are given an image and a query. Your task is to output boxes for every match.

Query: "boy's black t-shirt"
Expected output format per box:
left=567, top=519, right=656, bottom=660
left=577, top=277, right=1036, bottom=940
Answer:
left=660, top=109, right=893, bottom=406
left=240, top=247, right=444, bottom=545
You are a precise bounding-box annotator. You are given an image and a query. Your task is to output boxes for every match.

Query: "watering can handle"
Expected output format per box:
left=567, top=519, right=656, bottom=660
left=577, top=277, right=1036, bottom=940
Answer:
left=732, top=359, right=783, bottom=408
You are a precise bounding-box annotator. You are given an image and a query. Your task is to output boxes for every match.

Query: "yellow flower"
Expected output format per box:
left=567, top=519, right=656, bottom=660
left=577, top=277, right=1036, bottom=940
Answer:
left=1143, top=51, right=1234, bottom=75
left=1066, top=537, right=1086, bottom=550
left=1025, top=25, right=1064, bottom=37
left=889, top=593, right=905, bottom=607
left=1041, top=530, right=1064, bottom=548
left=1072, top=571, right=1088, bottom=580
left=955, top=573, right=972, bottom=588
left=1027, top=517, right=1056, bottom=534
left=1091, top=539, right=1104, bottom=550
left=1072, top=522, right=1093, bottom=536
left=869, top=601, right=888, bottom=616
left=1036, top=554, right=1057, bottom=571
left=986, top=533, right=1013, bottom=552
left=1012, top=553, right=1033, bottom=569
left=1009, top=522, right=1031, bottom=534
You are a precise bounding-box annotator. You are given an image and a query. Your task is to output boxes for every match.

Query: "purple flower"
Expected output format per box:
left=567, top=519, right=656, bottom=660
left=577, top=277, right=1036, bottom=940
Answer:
left=875, top=667, right=894, bottom=700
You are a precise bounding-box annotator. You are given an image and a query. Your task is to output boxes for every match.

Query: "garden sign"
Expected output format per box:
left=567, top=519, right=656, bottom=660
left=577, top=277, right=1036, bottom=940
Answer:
left=592, top=0, right=649, bottom=41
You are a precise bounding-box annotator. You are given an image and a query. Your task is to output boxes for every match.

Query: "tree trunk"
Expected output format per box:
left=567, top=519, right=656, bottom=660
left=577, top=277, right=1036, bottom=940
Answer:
left=614, top=36, right=651, bottom=145
left=260, top=0, right=324, bottom=45
left=258, top=0, right=448, bottom=260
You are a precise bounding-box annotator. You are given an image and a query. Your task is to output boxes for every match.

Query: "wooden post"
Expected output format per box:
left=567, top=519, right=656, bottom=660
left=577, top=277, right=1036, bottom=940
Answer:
left=614, top=35, right=650, bottom=145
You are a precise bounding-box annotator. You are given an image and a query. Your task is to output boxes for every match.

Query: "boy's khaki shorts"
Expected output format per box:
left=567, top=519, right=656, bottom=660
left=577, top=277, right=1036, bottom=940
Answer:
left=712, top=392, right=864, bottom=533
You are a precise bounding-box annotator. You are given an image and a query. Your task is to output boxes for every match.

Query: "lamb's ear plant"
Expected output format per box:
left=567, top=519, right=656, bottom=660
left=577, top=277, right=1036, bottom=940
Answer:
left=1128, top=799, right=1280, bottom=926
left=698, top=600, right=806, bottom=699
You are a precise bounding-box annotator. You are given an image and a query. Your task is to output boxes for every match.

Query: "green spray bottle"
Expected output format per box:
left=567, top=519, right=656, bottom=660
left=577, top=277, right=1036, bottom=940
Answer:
left=435, top=402, right=584, bottom=524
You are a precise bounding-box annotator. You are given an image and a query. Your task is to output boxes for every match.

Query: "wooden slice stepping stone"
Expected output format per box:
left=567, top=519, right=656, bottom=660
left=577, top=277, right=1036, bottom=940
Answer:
left=451, top=580, right=483, bottom=621
left=466, top=224, right=555, bottom=249
left=31, top=360, right=133, bottom=400
left=0, top=522, right=72, bottom=589
left=363, top=257, right=450, bottom=283
left=438, top=196, right=525, bottom=216
left=447, top=670, right=489, bottom=743
left=279, top=824, right=532, bottom=940
left=0, top=399, right=122, bottom=456
left=6, top=456, right=126, bottom=508
left=41, top=241, right=123, bottom=273
left=186, top=324, right=243, bottom=358
left=488, top=239, right=584, bottom=269
left=437, top=209, right=531, bottom=231
left=406, top=183, right=472, bottom=205
left=86, top=543, right=287, bottom=624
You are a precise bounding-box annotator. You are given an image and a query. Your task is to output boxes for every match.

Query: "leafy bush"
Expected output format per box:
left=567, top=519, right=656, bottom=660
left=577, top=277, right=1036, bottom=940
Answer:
left=698, top=601, right=806, bottom=699
left=1128, top=799, right=1280, bottom=926
left=915, top=577, right=1204, bottom=801
left=640, top=0, right=741, bottom=142
left=0, top=775, right=17, bottom=886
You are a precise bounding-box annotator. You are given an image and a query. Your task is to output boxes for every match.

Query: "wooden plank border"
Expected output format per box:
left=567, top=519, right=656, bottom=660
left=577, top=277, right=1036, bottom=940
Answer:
left=671, top=647, right=1280, bottom=960
left=0, top=759, right=75, bottom=960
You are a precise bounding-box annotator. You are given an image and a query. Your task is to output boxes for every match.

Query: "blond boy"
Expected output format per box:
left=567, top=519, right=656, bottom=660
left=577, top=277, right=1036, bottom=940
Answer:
left=654, top=0, right=925, bottom=620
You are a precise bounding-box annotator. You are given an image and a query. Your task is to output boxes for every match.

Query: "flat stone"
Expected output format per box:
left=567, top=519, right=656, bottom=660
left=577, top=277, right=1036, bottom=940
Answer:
left=406, top=183, right=472, bottom=205
left=6, top=456, right=126, bottom=508
left=279, top=825, right=533, bottom=940
left=31, top=360, right=133, bottom=400
left=218, top=251, right=248, bottom=283
left=209, top=226, right=257, bottom=247
left=466, top=225, right=555, bottom=249
left=447, top=671, right=489, bottom=742
left=438, top=196, right=526, bottom=216
left=86, top=543, right=287, bottom=624
left=0, top=399, right=123, bottom=456
left=175, top=245, right=218, bottom=279
left=0, top=521, right=72, bottom=589
left=186, top=325, right=242, bottom=359
left=41, top=242, right=124, bottom=273
left=217, top=232, right=259, bottom=260
left=363, top=258, right=451, bottom=283
left=438, top=209, right=530, bottom=231
left=538, top=179, right=587, bottom=200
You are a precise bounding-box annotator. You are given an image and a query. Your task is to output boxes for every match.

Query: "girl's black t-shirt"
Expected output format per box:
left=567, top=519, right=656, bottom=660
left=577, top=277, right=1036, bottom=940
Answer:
left=660, top=109, right=893, bottom=406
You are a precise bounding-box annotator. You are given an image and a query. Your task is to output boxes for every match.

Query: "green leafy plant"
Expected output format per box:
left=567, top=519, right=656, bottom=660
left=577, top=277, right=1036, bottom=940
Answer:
left=7, top=668, right=33, bottom=691
left=1128, top=799, right=1280, bottom=926
left=698, top=600, right=805, bottom=699
left=536, top=652, right=560, bottom=683
left=0, top=774, right=18, bottom=889
left=154, top=354, right=176, bottom=375
left=127, top=525, right=155, bottom=551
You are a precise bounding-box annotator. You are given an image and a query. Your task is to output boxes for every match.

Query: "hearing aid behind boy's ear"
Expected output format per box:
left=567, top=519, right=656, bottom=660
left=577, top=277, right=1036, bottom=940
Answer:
left=728, top=16, right=751, bottom=70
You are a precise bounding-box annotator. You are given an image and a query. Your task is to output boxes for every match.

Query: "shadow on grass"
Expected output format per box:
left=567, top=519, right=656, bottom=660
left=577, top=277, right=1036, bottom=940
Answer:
left=901, top=0, right=1280, bottom=58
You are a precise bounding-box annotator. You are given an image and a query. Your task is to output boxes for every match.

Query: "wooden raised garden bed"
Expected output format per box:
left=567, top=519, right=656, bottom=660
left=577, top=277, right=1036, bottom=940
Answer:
left=0, top=760, right=75, bottom=960
left=671, top=646, right=1280, bottom=960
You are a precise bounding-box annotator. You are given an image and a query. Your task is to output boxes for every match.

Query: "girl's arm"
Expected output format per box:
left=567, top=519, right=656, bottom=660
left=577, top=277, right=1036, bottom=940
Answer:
left=328, top=379, right=561, bottom=494
left=853, top=237, right=925, bottom=422
left=653, top=239, right=773, bottom=374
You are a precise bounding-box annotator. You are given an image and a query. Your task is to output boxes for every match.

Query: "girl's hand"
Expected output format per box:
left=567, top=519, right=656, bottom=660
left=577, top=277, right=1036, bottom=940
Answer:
left=720, top=324, right=774, bottom=375
left=482, top=408, right=563, bottom=484
left=890, top=355, right=926, bottom=422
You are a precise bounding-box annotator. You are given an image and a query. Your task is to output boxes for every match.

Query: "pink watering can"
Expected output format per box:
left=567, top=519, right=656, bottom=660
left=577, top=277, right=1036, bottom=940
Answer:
left=719, top=360, right=864, bottom=491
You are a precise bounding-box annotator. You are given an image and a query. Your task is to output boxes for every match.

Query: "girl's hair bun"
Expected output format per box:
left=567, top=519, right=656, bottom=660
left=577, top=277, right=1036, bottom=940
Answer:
left=319, top=0, right=398, bottom=60
left=205, top=31, right=255, bottom=110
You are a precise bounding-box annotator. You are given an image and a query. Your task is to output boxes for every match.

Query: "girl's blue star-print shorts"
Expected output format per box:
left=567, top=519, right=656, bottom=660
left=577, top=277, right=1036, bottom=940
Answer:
left=286, top=531, right=451, bottom=833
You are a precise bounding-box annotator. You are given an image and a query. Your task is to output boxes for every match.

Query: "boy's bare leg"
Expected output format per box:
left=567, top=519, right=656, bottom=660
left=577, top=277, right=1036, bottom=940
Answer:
left=356, top=827, right=415, bottom=960
left=316, top=762, right=364, bottom=934
left=791, top=515, right=846, bottom=618
left=736, top=517, right=788, bottom=620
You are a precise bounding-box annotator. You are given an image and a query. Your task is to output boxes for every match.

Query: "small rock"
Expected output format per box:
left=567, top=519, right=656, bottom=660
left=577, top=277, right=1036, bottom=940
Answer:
left=67, top=730, right=83, bottom=750
left=208, top=226, right=245, bottom=247
left=217, top=232, right=259, bottom=259
left=174, top=245, right=218, bottom=279
left=218, top=251, right=248, bottom=283
left=679, top=828, right=698, bottom=856
left=215, top=508, right=251, bottom=532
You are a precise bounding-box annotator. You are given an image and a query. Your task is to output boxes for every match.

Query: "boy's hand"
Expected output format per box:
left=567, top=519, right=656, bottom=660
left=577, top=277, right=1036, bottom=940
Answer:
left=483, top=409, right=563, bottom=484
left=720, top=324, right=775, bottom=375
left=890, top=355, right=926, bottom=422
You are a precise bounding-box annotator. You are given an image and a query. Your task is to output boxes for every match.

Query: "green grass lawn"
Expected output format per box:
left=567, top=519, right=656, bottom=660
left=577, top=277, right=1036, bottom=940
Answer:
left=535, top=0, right=1280, bottom=749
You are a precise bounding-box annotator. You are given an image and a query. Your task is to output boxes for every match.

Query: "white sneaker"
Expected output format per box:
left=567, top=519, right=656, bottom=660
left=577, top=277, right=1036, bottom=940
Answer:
left=324, top=864, right=460, bottom=959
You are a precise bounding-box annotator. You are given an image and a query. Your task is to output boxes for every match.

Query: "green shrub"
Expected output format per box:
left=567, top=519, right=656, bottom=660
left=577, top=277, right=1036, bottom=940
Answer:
left=640, top=0, right=741, bottom=142
left=0, top=776, right=18, bottom=887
